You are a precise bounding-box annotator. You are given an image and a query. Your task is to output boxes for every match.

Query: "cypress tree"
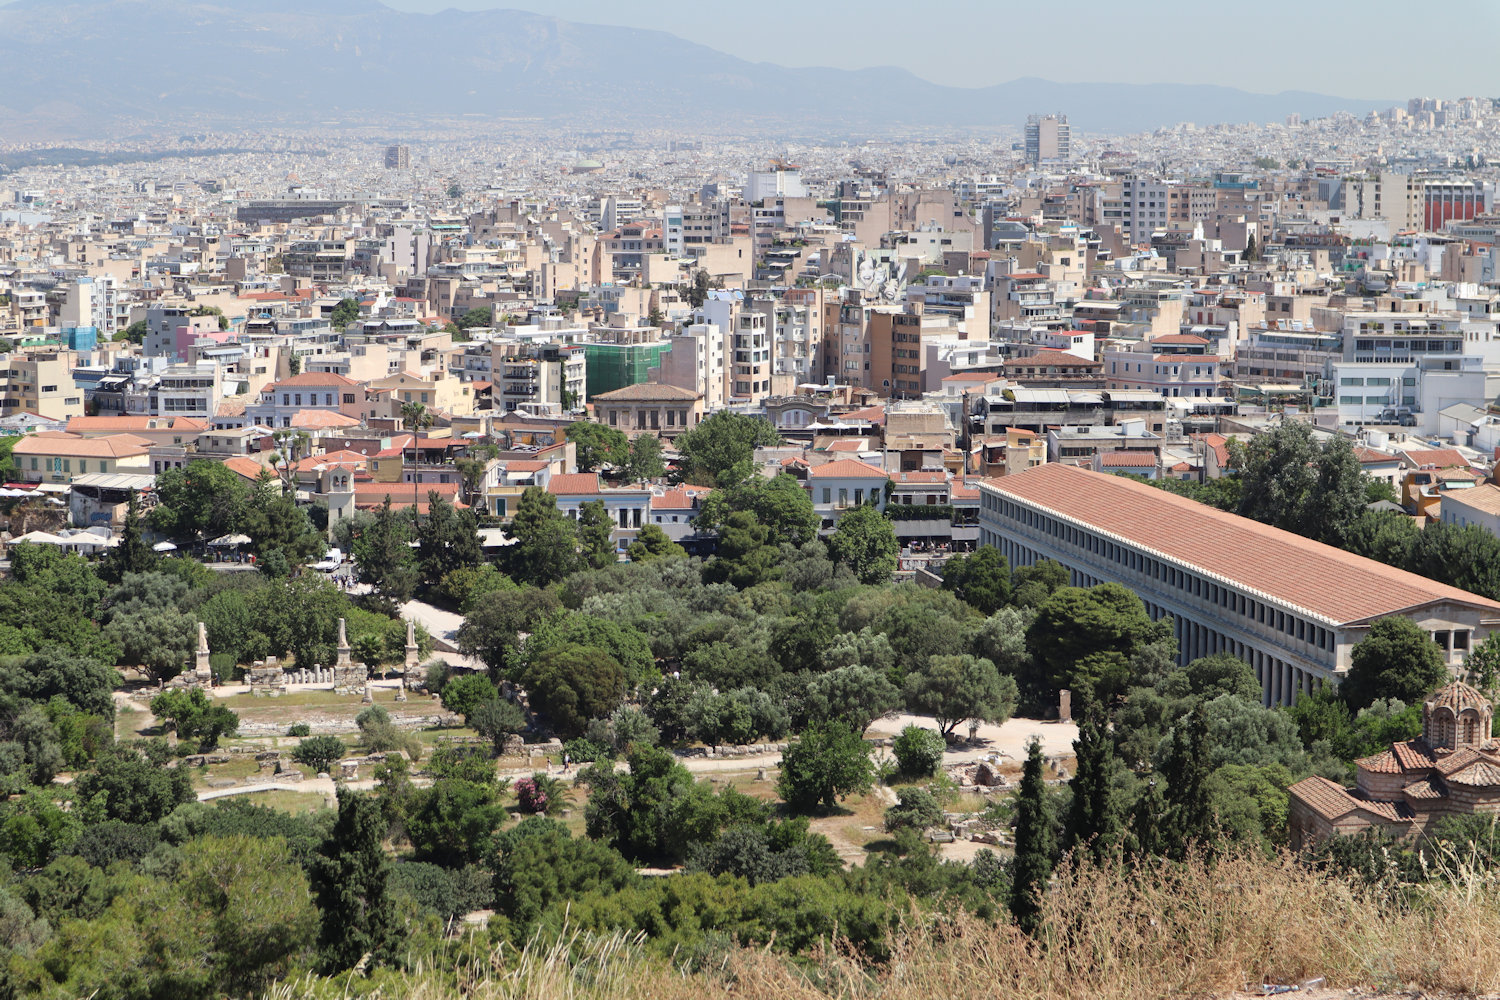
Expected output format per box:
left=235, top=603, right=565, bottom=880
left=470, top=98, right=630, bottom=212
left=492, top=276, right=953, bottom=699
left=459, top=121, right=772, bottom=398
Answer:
left=312, top=788, right=397, bottom=972
left=1064, top=695, right=1122, bottom=864
left=1161, top=704, right=1215, bottom=857
left=1009, top=736, right=1054, bottom=935
left=1127, top=773, right=1167, bottom=859
left=102, top=492, right=157, bottom=583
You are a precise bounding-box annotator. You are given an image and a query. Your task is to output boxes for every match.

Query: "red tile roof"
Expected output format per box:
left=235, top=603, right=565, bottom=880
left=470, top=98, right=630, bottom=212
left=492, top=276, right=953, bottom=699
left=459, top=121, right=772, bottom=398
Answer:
left=980, top=463, right=1500, bottom=624
left=66, top=416, right=208, bottom=434
left=548, top=473, right=602, bottom=495
left=1098, top=451, right=1159, bottom=468
left=808, top=459, right=888, bottom=479
left=1400, top=447, right=1469, bottom=469
left=892, top=470, right=947, bottom=484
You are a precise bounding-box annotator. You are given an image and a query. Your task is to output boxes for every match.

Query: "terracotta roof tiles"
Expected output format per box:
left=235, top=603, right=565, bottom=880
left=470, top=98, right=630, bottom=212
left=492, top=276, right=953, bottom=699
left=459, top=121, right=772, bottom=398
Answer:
left=808, top=459, right=888, bottom=479
left=980, top=463, right=1500, bottom=625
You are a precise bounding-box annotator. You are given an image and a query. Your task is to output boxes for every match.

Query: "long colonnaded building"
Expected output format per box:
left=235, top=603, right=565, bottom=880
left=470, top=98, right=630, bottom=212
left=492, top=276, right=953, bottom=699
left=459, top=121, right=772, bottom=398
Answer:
left=977, top=464, right=1500, bottom=706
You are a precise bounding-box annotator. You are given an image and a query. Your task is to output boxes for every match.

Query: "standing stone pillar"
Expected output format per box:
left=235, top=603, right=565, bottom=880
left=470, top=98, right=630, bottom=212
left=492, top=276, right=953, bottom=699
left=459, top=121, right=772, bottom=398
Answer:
left=404, top=619, right=419, bottom=674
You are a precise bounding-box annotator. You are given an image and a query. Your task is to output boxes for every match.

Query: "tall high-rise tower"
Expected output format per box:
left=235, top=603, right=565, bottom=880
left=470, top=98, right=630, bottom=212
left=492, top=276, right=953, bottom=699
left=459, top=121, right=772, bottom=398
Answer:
left=1024, top=115, right=1071, bottom=166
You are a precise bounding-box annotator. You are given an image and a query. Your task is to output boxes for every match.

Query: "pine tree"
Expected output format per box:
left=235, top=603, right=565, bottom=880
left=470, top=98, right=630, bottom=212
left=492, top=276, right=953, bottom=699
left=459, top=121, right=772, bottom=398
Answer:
left=1064, top=695, right=1122, bottom=864
left=312, top=788, right=397, bottom=973
left=1161, top=704, right=1215, bottom=857
left=1009, top=736, right=1054, bottom=935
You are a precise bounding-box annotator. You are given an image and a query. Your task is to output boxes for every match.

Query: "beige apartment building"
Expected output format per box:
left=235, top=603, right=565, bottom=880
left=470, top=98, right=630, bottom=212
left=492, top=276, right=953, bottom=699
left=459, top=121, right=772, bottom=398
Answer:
left=0, top=351, right=85, bottom=420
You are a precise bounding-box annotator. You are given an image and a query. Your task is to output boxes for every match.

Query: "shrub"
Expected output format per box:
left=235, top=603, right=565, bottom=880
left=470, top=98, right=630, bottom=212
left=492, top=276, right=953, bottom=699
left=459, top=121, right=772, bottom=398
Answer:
left=514, top=776, right=548, bottom=814
left=287, top=723, right=311, bottom=737
left=440, top=673, right=499, bottom=721
left=563, top=737, right=611, bottom=763
left=884, top=786, right=945, bottom=833
left=291, top=735, right=345, bottom=774
left=892, top=725, right=946, bottom=778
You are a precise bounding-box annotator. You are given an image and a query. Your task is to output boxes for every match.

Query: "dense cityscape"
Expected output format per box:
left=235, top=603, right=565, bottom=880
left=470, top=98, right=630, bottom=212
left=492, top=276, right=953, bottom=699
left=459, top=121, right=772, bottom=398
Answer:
left=3, top=2, right=1500, bottom=998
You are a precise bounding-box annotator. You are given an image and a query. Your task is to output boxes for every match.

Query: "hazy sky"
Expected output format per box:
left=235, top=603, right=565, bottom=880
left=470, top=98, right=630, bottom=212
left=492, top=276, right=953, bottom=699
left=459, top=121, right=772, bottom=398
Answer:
left=381, top=0, right=1499, bottom=97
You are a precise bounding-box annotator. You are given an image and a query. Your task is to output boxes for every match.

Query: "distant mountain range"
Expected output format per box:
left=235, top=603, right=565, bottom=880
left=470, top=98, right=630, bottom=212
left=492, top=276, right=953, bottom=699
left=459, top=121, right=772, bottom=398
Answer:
left=0, top=0, right=1391, bottom=138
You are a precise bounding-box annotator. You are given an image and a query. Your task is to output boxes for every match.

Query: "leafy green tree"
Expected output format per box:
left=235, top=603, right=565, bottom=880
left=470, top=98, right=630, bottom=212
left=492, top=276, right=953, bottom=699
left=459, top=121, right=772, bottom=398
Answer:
left=312, top=789, right=397, bottom=973
left=1009, top=737, right=1053, bottom=934
left=577, top=499, right=616, bottom=569
left=492, top=818, right=638, bottom=936
left=1236, top=422, right=1372, bottom=548
left=521, top=643, right=626, bottom=738
left=505, top=487, right=580, bottom=586
left=1466, top=631, right=1500, bottom=696
left=803, top=664, right=900, bottom=734
left=626, top=523, right=686, bottom=562
left=623, top=433, right=666, bottom=481
left=695, top=473, right=820, bottom=546
left=892, top=724, right=946, bottom=777
left=351, top=497, right=420, bottom=602
left=673, top=410, right=781, bottom=485
left=455, top=306, right=493, bottom=330
left=1207, top=763, right=1293, bottom=848
left=149, top=460, right=250, bottom=541
left=75, top=744, right=194, bottom=824
left=292, top=735, right=346, bottom=774
left=0, top=652, right=117, bottom=718
left=940, top=546, right=1012, bottom=614
left=1343, top=616, right=1448, bottom=711
left=827, top=504, right=899, bottom=584
left=0, top=700, right=63, bottom=787
left=470, top=698, right=527, bottom=753
left=1344, top=508, right=1420, bottom=566
left=435, top=563, right=516, bottom=612
left=776, top=721, right=873, bottom=813
left=457, top=586, right=561, bottom=681
left=405, top=778, right=507, bottom=866
left=566, top=421, right=630, bottom=471
left=416, top=492, right=483, bottom=586
left=523, top=611, right=655, bottom=686
left=1127, top=773, right=1168, bottom=859
left=149, top=688, right=239, bottom=749
left=440, top=673, right=498, bottom=721
left=105, top=606, right=195, bottom=682
left=330, top=297, right=361, bottom=329
left=902, top=654, right=1017, bottom=737
left=580, top=744, right=769, bottom=863
left=1405, top=520, right=1500, bottom=600
left=1010, top=558, right=1069, bottom=609
left=241, top=477, right=324, bottom=572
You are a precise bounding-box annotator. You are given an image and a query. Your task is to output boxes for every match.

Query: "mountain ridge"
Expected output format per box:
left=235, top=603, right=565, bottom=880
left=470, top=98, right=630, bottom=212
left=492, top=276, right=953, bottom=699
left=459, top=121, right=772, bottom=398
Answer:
left=0, top=0, right=1391, bottom=138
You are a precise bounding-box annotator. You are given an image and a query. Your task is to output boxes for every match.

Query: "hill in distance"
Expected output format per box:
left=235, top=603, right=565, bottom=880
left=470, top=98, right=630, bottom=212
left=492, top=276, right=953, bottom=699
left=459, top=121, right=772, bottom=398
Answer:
left=0, top=0, right=1389, bottom=138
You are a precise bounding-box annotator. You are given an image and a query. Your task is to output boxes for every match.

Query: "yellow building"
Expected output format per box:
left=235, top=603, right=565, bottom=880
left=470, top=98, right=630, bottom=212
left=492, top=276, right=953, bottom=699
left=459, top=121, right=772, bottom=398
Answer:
left=366, top=371, right=475, bottom=418
left=12, top=431, right=153, bottom=483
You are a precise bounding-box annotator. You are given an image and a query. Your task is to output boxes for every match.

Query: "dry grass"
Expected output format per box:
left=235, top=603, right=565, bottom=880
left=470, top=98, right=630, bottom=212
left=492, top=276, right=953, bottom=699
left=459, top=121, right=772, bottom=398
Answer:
left=267, top=847, right=1500, bottom=1000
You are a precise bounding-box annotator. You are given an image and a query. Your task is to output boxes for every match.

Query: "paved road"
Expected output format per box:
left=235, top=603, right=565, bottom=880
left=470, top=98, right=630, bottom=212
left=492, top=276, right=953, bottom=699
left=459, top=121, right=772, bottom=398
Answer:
left=400, top=598, right=483, bottom=665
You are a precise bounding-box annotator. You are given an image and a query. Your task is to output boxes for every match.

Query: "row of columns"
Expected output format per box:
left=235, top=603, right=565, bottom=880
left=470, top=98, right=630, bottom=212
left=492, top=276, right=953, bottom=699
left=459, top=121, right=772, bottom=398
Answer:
left=985, top=525, right=1325, bottom=708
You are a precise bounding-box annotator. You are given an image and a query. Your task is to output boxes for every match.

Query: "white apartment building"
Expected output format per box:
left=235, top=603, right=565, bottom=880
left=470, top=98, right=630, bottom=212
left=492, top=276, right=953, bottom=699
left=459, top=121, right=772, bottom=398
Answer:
left=1104, top=344, right=1223, bottom=398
